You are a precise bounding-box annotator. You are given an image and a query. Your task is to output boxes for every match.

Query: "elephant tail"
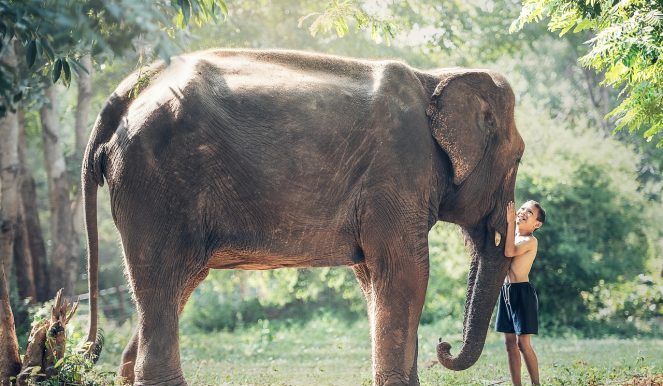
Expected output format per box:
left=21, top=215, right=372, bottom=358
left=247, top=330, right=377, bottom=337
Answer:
left=82, top=60, right=166, bottom=360
left=81, top=93, right=127, bottom=361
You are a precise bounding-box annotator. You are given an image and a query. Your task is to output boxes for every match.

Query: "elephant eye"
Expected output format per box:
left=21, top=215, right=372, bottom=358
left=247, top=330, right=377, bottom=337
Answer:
left=484, top=111, right=495, bottom=128
left=516, top=158, right=522, bottom=164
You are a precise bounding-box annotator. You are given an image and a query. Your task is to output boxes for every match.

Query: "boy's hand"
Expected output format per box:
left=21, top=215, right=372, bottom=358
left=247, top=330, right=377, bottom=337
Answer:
left=506, top=201, right=516, bottom=224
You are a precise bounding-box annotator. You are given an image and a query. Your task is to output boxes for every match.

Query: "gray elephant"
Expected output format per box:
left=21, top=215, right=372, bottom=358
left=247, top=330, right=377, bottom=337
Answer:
left=82, top=49, right=524, bottom=386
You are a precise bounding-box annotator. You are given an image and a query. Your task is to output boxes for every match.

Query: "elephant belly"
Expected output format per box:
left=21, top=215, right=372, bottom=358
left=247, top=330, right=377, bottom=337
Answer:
left=206, top=237, right=361, bottom=270
left=207, top=250, right=349, bottom=270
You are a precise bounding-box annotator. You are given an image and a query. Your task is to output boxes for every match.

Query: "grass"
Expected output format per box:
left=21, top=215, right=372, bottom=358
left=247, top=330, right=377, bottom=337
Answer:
left=93, top=315, right=663, bottom=386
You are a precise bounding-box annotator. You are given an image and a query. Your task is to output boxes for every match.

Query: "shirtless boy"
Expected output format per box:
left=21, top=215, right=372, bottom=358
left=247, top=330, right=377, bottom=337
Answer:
left=496, top=200, right=546, bottom=386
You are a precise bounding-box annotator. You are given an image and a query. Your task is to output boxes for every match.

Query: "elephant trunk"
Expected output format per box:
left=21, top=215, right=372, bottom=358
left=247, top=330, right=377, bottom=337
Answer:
left=437, top=226, right=509, bottom=371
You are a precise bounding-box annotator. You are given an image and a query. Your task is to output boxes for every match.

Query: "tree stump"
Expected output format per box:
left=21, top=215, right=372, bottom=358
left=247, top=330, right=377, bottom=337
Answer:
left=17, top=289, right=78, bottom=385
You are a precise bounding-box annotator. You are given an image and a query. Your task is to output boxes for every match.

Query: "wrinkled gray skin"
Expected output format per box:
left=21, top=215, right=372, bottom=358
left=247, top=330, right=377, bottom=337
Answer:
left=82, top=49, right=524, bottom=386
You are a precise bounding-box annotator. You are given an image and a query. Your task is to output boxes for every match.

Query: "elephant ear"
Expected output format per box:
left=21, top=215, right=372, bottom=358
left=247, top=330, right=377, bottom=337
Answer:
left=426, top=72, right=497, bottom=186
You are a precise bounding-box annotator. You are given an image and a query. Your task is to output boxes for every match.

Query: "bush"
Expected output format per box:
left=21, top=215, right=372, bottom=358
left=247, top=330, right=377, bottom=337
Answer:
left=582, top=274, right=663, bottom=336
left=421, top=222, right=468, bottom=325
left=515, top=107, right=661, bottom=335
left=180, top=268, right=365, bottom=332
left=181, top=290, right=265, bottom=332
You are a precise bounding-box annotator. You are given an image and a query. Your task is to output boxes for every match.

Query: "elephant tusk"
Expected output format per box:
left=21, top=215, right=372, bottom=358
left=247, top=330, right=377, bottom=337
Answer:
left=494, top=231, right=502, bottom=247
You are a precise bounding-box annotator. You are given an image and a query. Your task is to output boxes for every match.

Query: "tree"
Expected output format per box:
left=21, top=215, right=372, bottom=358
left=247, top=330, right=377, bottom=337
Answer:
left=512, top=0, right=663, bottom=146
left=0, top=39, right=22, bottom=385
left=0, top=0, right=228, bottom=116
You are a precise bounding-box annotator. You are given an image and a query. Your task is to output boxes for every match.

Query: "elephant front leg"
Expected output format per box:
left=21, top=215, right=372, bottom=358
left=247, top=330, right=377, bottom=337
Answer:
left=132, top=290, right=187, bottom=386
left=364, top=251, right=429, bottom=386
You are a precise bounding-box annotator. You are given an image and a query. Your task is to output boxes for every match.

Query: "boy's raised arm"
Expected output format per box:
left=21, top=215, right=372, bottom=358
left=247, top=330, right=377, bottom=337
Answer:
left=504, top=201, right=537, bottom=257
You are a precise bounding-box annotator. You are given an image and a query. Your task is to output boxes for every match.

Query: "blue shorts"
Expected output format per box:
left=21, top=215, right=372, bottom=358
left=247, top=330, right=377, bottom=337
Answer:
left=495, top=282, right=538, bottom=335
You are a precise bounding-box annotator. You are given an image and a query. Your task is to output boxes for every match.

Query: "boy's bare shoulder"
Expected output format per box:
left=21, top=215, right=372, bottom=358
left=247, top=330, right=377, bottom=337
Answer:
left=515, top=234, right=538, bottom=252
left=516, top=234, right=537, bottom=244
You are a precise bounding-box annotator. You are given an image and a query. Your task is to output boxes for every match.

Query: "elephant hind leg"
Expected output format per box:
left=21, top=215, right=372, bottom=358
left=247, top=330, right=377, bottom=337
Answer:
left=118, top=267, right=209, bottom=384
left=118, top=328, right=138, bottom=384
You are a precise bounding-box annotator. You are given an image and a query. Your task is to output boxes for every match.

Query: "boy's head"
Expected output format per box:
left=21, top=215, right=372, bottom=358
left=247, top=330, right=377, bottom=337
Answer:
left=516, top=200, right=546, bottom=233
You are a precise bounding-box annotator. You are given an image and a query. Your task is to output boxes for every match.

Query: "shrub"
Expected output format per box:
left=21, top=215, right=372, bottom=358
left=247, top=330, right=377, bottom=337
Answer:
left=582, top=274, right=663, bottom=336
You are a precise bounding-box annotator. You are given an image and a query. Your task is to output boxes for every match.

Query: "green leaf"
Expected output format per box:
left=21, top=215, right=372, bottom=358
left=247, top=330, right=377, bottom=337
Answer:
left=218, top=0, right=228, bottom=16
left=68, top=58, right=89, bottom=75
left=52, top=58, right=62, bottom=83
left=41, top=38, right=55, bottom=61
left=573, top=19, right=593, bottom=33
left=179, top=0, right=191, bottom=25
left=26, top=40, right=37, bottom=68
left=559, top=20, right=576, bottom=36
left=62, top=59, right=71, bottom=87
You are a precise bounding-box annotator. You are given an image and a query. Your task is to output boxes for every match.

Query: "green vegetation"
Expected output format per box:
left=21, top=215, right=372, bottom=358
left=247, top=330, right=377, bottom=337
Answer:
left=0, top=0, right=228, bottom=115
left=513, top=0, right=663, bottom=145
left=88, top=314, right=662, bottom=385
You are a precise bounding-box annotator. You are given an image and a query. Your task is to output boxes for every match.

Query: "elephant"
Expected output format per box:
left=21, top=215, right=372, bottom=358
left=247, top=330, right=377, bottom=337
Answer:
left=81, top=48, right=524, bottom=386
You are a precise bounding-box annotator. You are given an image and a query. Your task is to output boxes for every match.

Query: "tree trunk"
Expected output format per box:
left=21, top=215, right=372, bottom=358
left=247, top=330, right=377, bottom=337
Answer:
left=13, top=194, right=37, bottom=303
left=17, top=110, right=50, bottom=302
left=41, top=86, right=79, bottom=296
left=72, top=54, right=94, bottom=238
left=0, top=261, right=21, bottom=385
left=0, top=40, right=22, bottom=384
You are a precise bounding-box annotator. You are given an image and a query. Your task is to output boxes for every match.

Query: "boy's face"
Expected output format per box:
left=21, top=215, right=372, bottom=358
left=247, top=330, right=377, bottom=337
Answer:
left=516, top=202, right=542, bottom=233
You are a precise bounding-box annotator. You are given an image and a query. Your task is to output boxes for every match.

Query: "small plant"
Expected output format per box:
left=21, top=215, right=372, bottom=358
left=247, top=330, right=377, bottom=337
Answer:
left=5, top=289, right=115, bottom=386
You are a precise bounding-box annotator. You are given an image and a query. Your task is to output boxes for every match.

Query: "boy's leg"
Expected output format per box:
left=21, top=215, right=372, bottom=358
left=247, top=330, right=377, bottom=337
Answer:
left=504, top=333, right=521, bottom=386
left=516, top=334, right=540, bottom=385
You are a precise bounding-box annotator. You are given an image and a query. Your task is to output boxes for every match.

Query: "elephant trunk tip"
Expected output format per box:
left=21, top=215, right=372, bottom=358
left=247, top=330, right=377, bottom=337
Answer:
left=436, top=338, right=474, bottom=371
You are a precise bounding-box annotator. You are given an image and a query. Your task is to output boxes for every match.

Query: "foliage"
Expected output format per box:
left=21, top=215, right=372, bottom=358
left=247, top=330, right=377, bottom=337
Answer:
left=35, top=351, right=115, bottom=386
left=512, top=0, right=663, bottom=146
left=520, top=166, right=650, bottom=330
left=181, top=282, right=266, bottom=332
left=0, top=0, right=228, bottom=115
left=299, top=0, right=397, bottom=43
left=582, top=274, right=663, bottom=335
left=421, top=222, right=469, bottom=325
left=7, top=301, right=114, bottom=385
left=181, top=269, right=365, bottom=332
left=516, top=101, right=659, bottom=333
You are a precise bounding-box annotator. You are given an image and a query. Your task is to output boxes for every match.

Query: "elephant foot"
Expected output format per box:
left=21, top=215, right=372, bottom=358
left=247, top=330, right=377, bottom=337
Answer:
left=133, top=372, right=187, bottom=386
left=376, top=371, right=411, bottom=386
left=118, top=361, right=135, bottom=385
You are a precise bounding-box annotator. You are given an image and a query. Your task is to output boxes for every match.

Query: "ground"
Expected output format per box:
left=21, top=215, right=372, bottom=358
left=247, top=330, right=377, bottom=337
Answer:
left=94, top=315, right=663, bottom=386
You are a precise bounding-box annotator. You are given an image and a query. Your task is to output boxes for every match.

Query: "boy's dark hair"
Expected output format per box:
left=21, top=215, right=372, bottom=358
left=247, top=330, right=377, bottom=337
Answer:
left=525, top=200, right=546, bottom=225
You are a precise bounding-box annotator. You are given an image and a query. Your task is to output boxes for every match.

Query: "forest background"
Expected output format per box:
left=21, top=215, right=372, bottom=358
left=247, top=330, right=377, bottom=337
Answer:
left=0, top=0, right=661, bottom=385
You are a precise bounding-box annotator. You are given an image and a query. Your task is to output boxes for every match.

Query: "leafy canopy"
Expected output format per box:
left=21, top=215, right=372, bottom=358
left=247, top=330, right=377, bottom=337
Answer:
left=299, top=0, right=398, bottom=44
left=0, top=0, right=227, bottom=115
left=512, top=0, right=663, bottom=146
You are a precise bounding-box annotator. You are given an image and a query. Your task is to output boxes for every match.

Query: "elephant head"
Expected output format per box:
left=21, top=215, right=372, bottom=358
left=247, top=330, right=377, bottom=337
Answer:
left=425, top=70, right=524, bottom=370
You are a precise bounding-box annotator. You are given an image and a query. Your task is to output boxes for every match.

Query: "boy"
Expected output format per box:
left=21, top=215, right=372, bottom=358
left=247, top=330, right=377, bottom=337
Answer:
left=496, top=200, right=546, bottom=386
